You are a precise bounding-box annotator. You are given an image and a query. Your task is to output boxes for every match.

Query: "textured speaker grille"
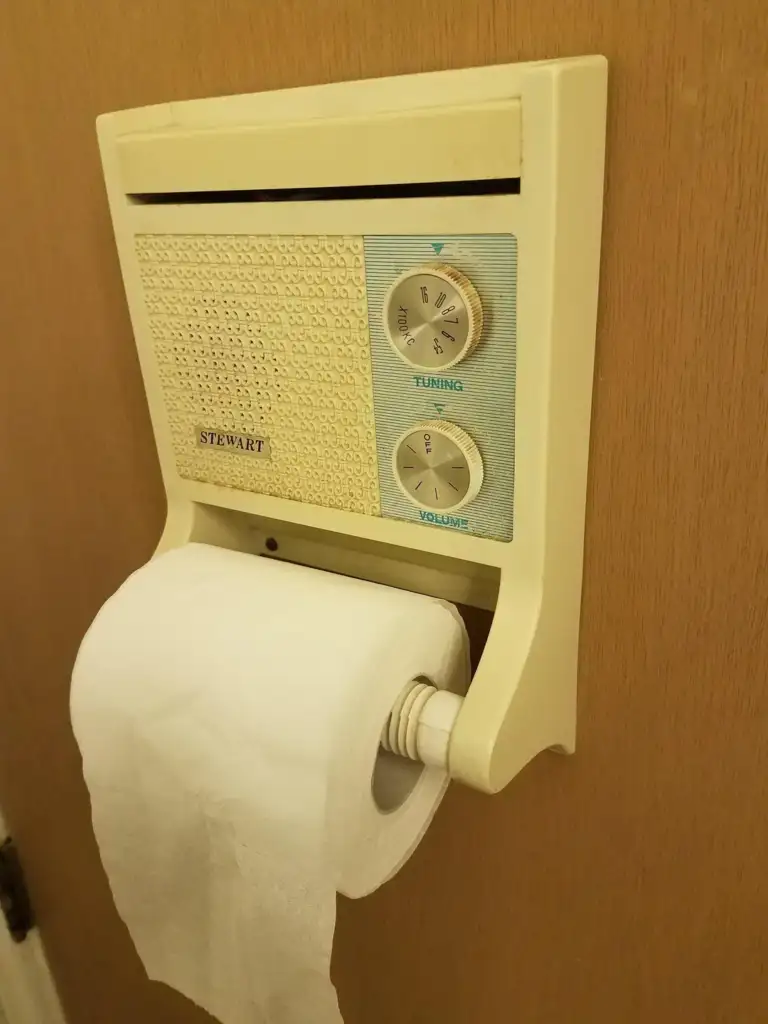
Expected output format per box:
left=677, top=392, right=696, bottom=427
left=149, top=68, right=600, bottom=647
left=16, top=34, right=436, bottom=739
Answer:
left=136, top=233, right=380, bottom=515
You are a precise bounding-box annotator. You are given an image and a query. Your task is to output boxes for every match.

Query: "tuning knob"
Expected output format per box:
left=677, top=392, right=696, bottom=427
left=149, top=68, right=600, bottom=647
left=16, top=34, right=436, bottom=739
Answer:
left=393, top=420, right=484, bottom=512
left=383, top=264, right=483, bottom=369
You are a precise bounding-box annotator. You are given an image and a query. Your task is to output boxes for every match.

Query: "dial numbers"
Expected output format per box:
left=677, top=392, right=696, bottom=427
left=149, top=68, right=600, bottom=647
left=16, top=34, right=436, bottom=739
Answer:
left=384, top=264, right=483, bottom=369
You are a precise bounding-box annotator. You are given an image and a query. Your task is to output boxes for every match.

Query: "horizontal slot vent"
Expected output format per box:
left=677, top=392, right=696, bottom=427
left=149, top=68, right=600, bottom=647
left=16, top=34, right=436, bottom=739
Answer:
left=129, top=179, right=521, bottom=205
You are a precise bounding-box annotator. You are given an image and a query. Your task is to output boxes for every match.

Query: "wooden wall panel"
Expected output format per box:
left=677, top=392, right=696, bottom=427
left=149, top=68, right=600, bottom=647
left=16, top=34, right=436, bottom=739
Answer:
left=0, top=2, right=766, bottom=1022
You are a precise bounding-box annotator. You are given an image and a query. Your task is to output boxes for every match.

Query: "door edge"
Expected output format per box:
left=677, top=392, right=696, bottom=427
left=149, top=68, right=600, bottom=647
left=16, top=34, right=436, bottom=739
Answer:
left=0, top=812, right=67, bottom=1024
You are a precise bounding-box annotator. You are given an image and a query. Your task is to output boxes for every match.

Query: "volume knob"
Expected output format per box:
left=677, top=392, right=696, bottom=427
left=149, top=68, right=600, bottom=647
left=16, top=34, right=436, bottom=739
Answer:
left=383, top=263, right=483, bottom=370
left=393, top=420, right=484, bottom=512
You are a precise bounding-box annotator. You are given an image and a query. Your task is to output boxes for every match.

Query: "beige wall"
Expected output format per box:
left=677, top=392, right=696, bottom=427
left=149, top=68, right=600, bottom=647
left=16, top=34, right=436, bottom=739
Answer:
left=1, top=2, right=767, bottom=1022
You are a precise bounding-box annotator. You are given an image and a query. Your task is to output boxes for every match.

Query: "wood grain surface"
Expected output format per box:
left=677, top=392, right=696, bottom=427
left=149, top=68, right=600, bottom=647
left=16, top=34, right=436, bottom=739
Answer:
left=1, top=2, right=767, bottom=1022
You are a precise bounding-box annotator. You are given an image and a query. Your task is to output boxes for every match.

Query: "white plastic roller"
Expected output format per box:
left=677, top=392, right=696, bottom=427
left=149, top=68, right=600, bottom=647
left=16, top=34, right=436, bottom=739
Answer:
left=381, top=680, right=465, bottom=770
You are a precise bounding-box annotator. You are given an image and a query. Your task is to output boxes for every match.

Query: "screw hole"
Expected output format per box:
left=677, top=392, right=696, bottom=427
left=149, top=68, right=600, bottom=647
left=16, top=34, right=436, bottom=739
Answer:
left=265, top=537, right=279, bottom=553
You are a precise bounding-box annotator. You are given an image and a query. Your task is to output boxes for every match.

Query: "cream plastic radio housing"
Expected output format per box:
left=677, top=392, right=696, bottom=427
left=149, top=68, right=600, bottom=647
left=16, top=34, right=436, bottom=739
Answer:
left=97, top=57, right=607, bottom=794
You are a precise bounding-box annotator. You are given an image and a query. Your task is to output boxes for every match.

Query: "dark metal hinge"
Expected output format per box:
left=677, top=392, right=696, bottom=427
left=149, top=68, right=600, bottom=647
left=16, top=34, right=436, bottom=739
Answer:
left=0, top=838, right=34, bottom=942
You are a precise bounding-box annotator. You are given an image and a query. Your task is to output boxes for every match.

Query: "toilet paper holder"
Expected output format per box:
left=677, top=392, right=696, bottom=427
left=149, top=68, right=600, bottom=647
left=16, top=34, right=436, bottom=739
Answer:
left=97, top=56, right=607, bottom=794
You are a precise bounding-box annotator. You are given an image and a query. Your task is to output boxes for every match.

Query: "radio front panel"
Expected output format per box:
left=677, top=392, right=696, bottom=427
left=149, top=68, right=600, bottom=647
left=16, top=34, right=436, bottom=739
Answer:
left=136, top=230, right=517, bottom=541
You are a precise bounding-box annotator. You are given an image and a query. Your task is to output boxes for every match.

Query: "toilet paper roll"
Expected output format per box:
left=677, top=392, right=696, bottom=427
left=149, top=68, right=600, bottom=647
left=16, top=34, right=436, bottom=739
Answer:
left=71, top=543, right=468, bottom=1024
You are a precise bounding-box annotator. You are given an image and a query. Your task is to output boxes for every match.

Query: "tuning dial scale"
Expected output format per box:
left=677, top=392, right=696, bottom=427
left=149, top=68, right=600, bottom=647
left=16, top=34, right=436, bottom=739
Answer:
left=383, top=263, right=483, bottom=370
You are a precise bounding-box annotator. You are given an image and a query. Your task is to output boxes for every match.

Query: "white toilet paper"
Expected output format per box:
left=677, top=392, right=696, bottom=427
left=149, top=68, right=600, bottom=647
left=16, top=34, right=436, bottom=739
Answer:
left=71, top=543, right=468, bottom=1024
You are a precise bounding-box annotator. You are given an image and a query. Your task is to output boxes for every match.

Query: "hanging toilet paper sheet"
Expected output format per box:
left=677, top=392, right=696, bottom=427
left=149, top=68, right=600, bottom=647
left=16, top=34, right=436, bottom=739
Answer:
left=71, top=543, right=468, bottom=1024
